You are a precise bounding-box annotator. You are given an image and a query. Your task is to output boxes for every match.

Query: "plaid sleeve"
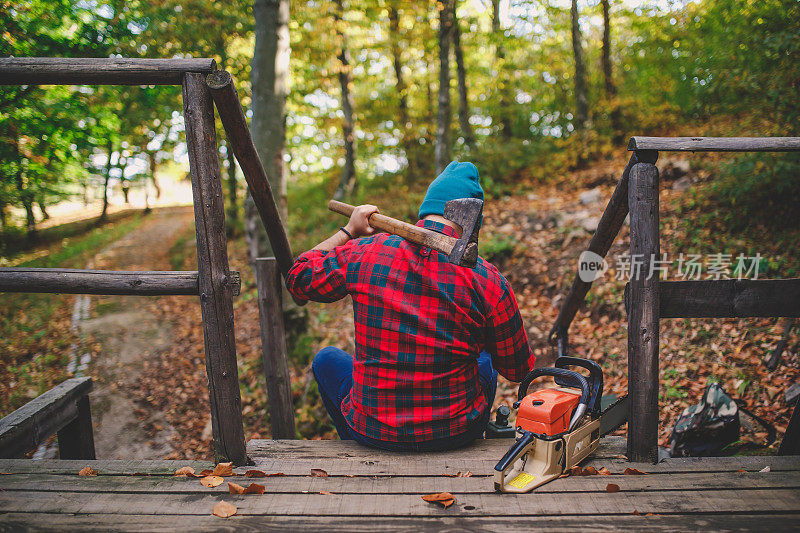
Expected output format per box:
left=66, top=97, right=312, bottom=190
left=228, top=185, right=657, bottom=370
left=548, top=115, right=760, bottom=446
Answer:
left=485, top=280, right=535, bottom=382
left=285, top=245, right=354, bottom=303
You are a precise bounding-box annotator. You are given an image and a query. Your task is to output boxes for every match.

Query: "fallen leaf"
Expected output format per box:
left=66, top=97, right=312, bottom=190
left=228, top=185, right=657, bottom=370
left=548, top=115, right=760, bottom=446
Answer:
left=201, top=475, right=224, bottom=488
left=582, top=466, right=598, bottom=476
left=319, top=490, right=334, bottom=495
left=569, top=466, right=583, bottom=476
left=736, top=469, right=746, bottom=473
left=212, top=500, right=237, bottom=518
left=632, top=510, right=641, bottom=516
left=759, top=466, right=771, bottom=473
left=624, top=468, right=647, bottom=475
left=422, top=492, right=456, bottom=509
left=243, top=483, right=266, bottom=495
left=175, top=467, right=196, bottom=477
left=343, top=474, right=356, bottom=478
left=310, top=468, right=328, bottom=477
left=444, top=471, right=472, bottom=477
left=199, top=469, right=214, bottom=476
left=212, top=462, right=234, bottom=477
left=228, top=482, right=245, bottom=494
left=244, top=469, right=267, bottom=478
left=606, top=483, right=620, bottom=493
left=267, top=472, right=286, bottom=477
left=78, top=467, right=97, bottom=477
left=598, top=467, right=612, bottom=475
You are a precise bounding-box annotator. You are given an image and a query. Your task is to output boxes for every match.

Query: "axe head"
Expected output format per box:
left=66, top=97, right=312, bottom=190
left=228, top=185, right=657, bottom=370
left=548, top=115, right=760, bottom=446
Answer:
left=443, top=197, right=484, bottom=268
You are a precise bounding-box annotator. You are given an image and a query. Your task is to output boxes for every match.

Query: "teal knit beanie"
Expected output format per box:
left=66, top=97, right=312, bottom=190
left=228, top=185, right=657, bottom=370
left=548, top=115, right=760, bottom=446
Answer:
left=418, top=161, right=484, bottom=222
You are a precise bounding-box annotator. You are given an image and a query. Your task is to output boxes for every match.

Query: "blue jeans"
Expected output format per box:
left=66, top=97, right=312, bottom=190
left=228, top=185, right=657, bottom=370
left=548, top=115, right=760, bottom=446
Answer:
left=311, top=346, right=498, bottom=451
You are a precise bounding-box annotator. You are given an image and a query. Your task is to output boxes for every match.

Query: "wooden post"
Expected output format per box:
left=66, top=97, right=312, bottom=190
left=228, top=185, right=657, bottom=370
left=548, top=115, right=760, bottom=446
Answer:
left=255, top=257, right=296, bottom=439
left=182, top=72, right=247, bottom=465
left=57, top=395, right=95, bottom=460
left=626, top=150, right=660, bottom=463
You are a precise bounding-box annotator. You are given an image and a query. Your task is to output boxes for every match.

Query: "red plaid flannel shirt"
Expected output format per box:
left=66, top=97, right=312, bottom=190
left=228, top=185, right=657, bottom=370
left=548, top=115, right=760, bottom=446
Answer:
left=286, top=219, right=535, bottom=442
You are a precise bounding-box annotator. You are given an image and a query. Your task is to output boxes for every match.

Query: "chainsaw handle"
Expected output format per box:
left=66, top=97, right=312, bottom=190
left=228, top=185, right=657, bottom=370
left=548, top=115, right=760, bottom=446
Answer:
left=517, top=368, right=591, bottom=432
left=555, top=356, right=603, bottom=417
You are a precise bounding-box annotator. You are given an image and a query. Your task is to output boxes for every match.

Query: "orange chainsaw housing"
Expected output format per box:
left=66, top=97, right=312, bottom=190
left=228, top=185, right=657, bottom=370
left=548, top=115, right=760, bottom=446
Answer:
left=516, top=388, right=581, bottom=435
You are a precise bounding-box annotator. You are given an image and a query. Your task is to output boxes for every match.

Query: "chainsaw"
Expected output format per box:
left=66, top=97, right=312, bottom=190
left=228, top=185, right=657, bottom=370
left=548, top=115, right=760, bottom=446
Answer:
left=494, top=356, right=628, bottom=493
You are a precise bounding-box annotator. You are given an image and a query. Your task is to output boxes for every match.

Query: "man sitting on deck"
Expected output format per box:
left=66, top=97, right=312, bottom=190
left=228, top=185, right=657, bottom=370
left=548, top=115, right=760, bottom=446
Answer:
left=286, top=161, right=535, bottom=451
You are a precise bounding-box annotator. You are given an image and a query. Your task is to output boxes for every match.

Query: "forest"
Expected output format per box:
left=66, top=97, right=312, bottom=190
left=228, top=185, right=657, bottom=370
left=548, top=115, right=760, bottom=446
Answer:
left=1, top=0, right=799, bottom=457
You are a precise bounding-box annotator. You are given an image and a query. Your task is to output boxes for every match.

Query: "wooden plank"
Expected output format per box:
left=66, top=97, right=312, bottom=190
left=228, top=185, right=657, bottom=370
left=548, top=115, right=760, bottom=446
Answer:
left=658, top=279, right=800, bottom=318
left=627, top=159, right=661, bottom=463
left=628, top=136, right=800, bottom=152
left=1, top=488, right=798, bottom=516
left=549, top=150, right=657, bottom=344
left=246, top=436, right=627, bottom=460
left=205, top=70, right=295, bottom=280
left=0, top=459, right=213, bottom=475
left=255, top=258, right=295, bottom=439
left=0, top=377, right=92, bottom=458
left=56, top=395, right=95, bottom=460
left=182, top=72, right=246, bottom=465
left=1, top=454, right=797, bottom=477
left=0, top=268, right=240, bottom=296
left=4, top=471, right=799, bottom=495
left=1, top=514, right=798, bottom=533
left=0, top=57, right=217, bottom=85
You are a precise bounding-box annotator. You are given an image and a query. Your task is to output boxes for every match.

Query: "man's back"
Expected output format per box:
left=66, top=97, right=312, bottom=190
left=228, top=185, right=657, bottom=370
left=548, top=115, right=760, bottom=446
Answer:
left=287, top=219, right=533, bottom=442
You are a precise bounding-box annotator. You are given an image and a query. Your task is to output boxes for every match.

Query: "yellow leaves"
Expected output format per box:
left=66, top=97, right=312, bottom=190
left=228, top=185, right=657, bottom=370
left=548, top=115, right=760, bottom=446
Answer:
left=78, top=467, right=97, bottom=476
left=212, top=462, right=234, bottom=477
left=422, top=492, right=456, bottom=509
left=228, top=482, right=266, bottom=495
left=201, top=475, right=224, bottom=488
left=212, top=500, right=237, bottom=518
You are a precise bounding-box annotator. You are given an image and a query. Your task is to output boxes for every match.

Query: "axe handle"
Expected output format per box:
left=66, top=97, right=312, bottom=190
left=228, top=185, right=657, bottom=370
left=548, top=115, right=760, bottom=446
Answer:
left=328, top=200, right=457, bottom=256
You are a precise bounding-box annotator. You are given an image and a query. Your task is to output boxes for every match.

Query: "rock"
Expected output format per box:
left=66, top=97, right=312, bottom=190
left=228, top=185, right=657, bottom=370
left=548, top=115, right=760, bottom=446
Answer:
left=581, top=216, right=600, bottom=233
left=579, top=188, right=603, bottom=205
left=672, top=176, right=691, bottom=191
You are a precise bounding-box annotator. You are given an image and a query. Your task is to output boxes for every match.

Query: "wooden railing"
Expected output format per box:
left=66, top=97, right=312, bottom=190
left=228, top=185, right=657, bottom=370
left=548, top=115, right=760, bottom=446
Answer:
left=0, top=58, right=297, bottom=464
left=0, top=377, right=95, bottom=459
left=551, top=136, right=800, bottom=462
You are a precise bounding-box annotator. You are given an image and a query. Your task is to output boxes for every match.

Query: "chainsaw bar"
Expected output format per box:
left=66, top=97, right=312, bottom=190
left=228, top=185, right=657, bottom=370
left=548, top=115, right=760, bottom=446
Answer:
left=599, top=394, right=629, bottom=436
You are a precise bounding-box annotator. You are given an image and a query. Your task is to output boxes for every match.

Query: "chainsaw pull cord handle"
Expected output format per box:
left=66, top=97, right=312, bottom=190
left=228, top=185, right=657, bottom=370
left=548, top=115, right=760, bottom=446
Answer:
left=516, top=368, right=591, bottom=432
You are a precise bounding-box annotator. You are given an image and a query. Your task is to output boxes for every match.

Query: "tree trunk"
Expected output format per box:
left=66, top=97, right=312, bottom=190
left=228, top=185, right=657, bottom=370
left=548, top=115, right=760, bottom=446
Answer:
left=249, top=0, right=290, bottom=262
left=492, top=0, right=512, bottom=139
left=452, top=1, right=473, bottom=151
left=147, top=150, right=161, bottom=199
left=601, top=0, right=622, bottom=142
left=100, top=140, right=113, bottom=222
left=435, top=0, right=455, bottom=174
left=332, top=0, right=357, bottom=201
left=571, top=0, right=588, bottom=132
left=388, top=2, right=412, bottom=173
left=38, top=201, right=50, bottom=221
left=0, top=201, right=6, bottom=228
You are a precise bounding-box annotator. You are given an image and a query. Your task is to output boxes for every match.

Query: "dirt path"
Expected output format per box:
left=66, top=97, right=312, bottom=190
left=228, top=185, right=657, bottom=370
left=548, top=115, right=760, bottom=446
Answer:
left=78, top=207, right=196, bottom=459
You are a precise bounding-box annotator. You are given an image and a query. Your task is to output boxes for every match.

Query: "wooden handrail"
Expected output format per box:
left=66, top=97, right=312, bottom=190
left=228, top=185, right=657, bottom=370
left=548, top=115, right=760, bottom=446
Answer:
left=0, top=57, right=217, bottom=85
left=628, top=136, right=800, bottom=152
left=0, top=268, right=240, bottom=296
left=206, top=70, right=295, bottom=280
left=548, top=150, right=657, bottom=344
left=0, top=377, right=95, bottom=459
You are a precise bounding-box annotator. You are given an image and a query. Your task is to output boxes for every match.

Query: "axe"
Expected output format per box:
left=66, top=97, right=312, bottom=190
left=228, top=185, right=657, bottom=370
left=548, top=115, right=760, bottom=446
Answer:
left=328, top=198, right=483, bottom=268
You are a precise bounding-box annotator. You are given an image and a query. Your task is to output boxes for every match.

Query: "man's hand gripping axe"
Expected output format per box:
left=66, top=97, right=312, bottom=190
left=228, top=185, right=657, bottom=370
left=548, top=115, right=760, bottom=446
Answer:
left=328, top=198, right=483, bottom=268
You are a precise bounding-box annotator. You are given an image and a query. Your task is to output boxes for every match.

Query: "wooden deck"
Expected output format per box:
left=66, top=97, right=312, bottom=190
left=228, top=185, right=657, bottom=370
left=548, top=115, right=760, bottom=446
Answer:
left=1, top=437, right=798, bottom=531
